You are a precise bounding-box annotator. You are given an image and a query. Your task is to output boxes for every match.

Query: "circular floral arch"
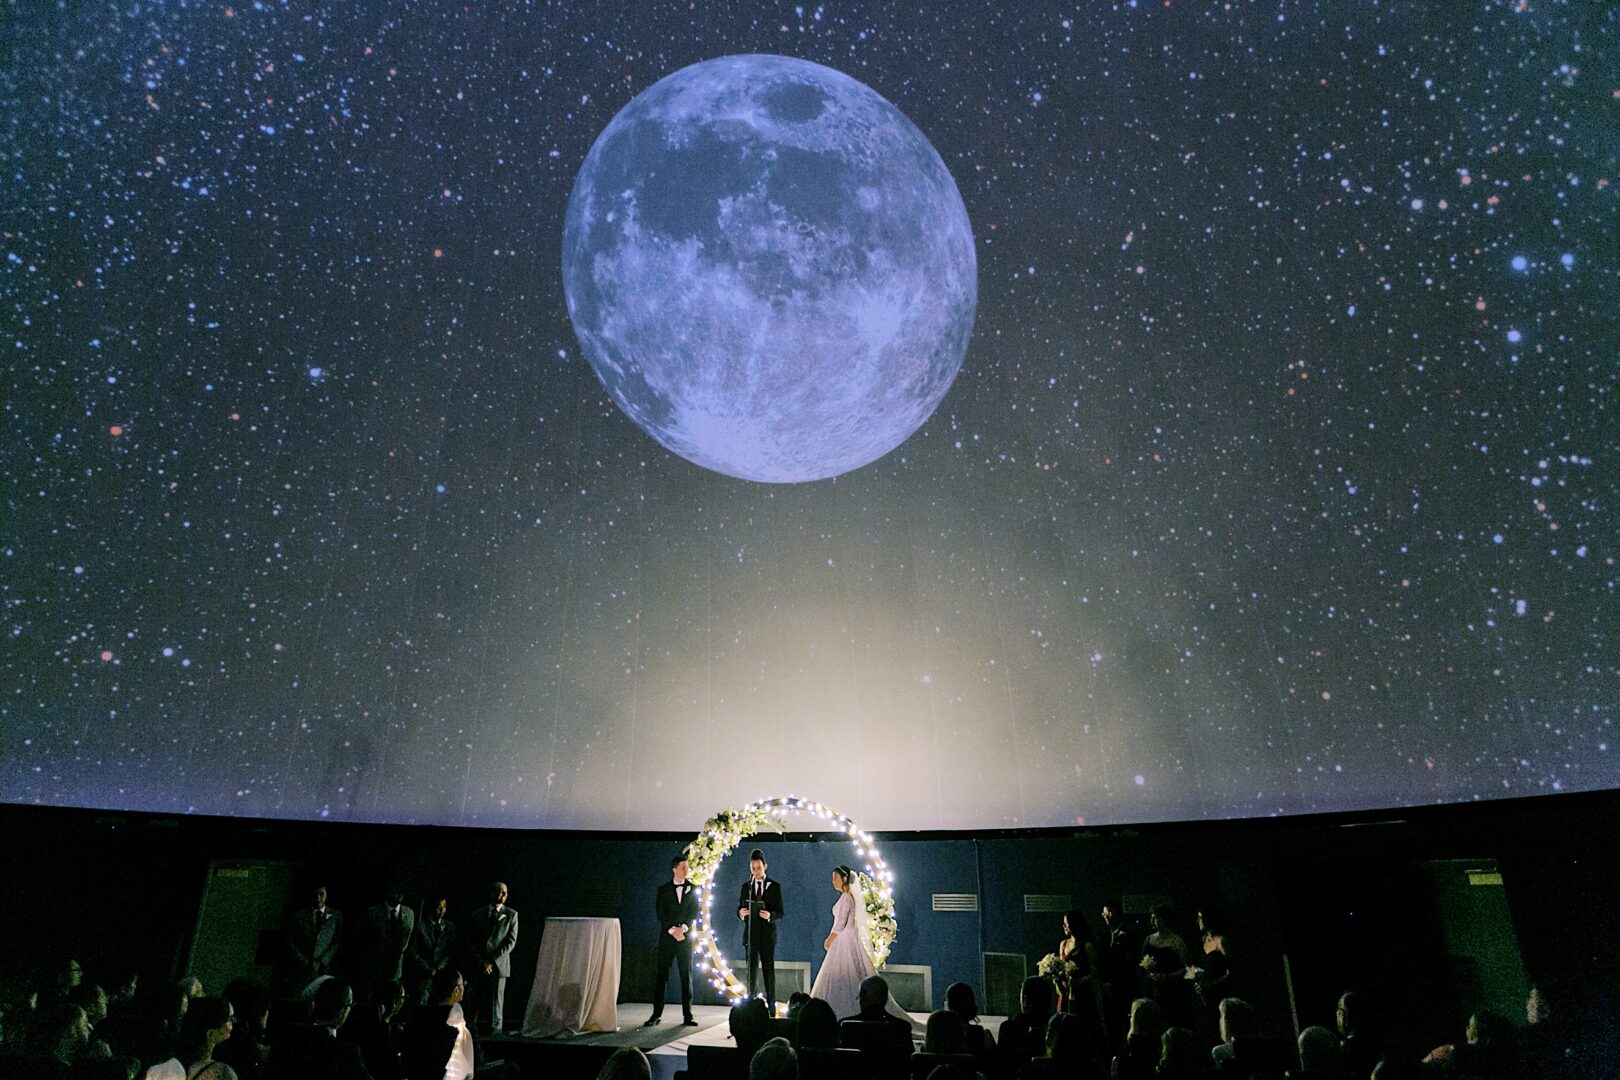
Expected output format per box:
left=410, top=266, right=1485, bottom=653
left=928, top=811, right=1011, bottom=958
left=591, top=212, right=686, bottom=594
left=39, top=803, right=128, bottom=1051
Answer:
left=682, top=795, right=898, bottom=1003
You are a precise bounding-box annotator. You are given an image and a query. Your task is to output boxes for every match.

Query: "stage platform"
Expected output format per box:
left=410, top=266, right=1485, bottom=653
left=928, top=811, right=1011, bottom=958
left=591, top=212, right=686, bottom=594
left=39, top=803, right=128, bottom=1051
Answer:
left=485, top=1002, right=1005, bottom=1079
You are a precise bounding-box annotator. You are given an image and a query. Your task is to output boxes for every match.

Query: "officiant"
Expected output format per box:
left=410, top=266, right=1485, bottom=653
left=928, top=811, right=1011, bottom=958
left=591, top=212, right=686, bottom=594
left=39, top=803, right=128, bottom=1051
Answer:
left=736, top=847, right=785, bottom=1014
left=645, top=854, right=700, bottom=1026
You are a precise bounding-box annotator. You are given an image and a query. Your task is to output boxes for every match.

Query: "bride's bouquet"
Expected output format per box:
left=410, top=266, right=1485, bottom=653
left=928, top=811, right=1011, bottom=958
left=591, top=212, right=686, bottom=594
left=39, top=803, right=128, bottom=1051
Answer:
left=1037, top=952, right=1079, bottom=986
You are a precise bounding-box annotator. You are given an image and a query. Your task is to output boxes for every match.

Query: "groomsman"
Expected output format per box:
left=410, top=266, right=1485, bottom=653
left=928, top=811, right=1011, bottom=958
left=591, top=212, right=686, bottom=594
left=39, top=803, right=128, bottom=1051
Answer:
left=408, top=897, right=457, bottom=1005
left=645, top=855, right=700, bottom=1026
left=466, top=882, right=519, bottom=1035
left=280, top=884, right=342, bottom=995
left=736, top=849, right=785, bottom=1014
left=356, top=888, right=416, bottom=1000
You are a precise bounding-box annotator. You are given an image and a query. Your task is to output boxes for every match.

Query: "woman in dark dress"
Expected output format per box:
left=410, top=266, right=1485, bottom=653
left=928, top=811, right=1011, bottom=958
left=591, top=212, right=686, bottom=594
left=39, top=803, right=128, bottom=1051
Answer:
left=1137, top=907, right=1194, bottom=1030
left=1186, top=907, right=1233, bottom=1048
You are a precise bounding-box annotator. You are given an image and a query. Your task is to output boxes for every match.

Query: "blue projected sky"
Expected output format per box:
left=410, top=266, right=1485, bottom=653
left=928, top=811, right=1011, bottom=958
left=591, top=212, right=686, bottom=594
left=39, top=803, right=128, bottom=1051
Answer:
left=2, top=2, right=1615, bottom=830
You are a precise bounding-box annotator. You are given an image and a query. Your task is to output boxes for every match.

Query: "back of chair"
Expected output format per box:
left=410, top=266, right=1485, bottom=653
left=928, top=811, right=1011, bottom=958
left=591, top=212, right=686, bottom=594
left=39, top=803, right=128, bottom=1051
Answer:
left=686, top=1043, right=749, bottom=1080
left=910, top=1051, right=979, bottom=1080
left=799, top=1046, right=865, bottom=1080
left=840, top=1020, right=913, bottom=1080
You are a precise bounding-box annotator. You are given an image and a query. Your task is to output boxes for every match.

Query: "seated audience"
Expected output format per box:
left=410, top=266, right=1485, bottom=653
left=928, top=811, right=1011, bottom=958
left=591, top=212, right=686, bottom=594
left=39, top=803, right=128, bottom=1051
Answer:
left=793, top=998, right=839, bottom=1050
left=1422, top=1009, right=1511, bottom=1076
left=1336, top=992, right=1382, bottom=1079
left=215, top=979, right=271, bottom=1080
left=402, top=968, right=522, bottom=1080
left=785, top=993, right=812, bottom=1020
left=13, top=1001, right=91, bottom=1079
left=999, top=976, right=1057, bottom=1074
left=68, top=983, right=113, bottom=1059
left=750, top=1037, right=798, bottom=1080
left=1021, top=1011, right=1100, bottom=1079
left=267, top=979, right=368, bottom=1080
left=1112, top=998, right=1168, bottom=1080
left=1290, top=1024, right=1349, bottom=1078
left=943, top=983, right=995, bottom=1059
left=839, top=978, right=912, bottom=1077
left=342, top=979, right=407, bottom=1080
left=596, top=1047, right=652, bottom=1080
left=729, top=997, right=773, bottom=1061
left=923, top=1011, right=968, bottom=1056
left=1157, top=1026, right=1204, bottom=1078
left=152, top=995, right=239, bottom=1080
left=1209, top=997, right=1257, bottom=1070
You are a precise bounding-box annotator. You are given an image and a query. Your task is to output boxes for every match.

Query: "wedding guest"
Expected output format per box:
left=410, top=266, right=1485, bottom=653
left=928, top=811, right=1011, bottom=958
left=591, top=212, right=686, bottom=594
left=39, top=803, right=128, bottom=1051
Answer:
left=1208, top=997, right=1256, bottom=1070
left=749, top=1037, right=798, bottom=1080
left=342, top=979, right=407, bottom=1080
left=67, top=983, right=113, bottom=1058
left=16, top=1002, right=91, bottom=1078
left=596, top=1047, right=651, bottom=1080
left=1111, top=998, right=1167, bottom=1080
left=923, top=1011, right=968, bottom=1056
left=1336, top=991, right=1382, bottom=1077
left=158, top=996, right=239, bottom=1080
left=943, top=982, right=996, bottom=1059
left=998, top=977, right=1056, bottom=1075
left=793, top=998, right=839, bottom=1050
left=1294, top=1024, right=1348, bottom=1077
left=1156, top=1026, right=1203, bottom=1078
left=729, top=997, right=772, bottom=1061
left=267, top=979, right=368, bottom=1080
left=216, top=979, right=272, bottom=1080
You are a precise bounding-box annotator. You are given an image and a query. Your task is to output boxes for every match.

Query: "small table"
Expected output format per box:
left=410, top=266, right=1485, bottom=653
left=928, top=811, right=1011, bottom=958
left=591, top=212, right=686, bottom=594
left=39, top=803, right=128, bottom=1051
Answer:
left=520, top=916, right=622, bottom=1037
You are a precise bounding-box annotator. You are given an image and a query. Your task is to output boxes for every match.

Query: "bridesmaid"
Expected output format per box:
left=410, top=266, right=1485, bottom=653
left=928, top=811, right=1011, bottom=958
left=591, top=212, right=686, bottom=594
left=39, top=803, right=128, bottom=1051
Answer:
left=1055, top=910, right=1099, bottom=1014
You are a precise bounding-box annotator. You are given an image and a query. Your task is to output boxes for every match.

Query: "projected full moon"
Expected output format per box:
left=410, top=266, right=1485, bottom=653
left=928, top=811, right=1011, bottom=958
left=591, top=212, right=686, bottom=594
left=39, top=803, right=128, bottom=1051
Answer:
left=561, top=54, right=977, bottom=483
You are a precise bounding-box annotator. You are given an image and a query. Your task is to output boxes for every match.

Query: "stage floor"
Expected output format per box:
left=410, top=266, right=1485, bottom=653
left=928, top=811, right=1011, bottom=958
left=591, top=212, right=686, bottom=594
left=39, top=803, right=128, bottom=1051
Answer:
left=487, top=1003, right=1006, bottom=1079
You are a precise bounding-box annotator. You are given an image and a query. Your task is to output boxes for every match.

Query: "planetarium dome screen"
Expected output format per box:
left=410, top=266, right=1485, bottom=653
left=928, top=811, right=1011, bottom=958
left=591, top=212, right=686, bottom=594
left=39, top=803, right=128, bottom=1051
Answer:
left=3, top=2, right=1613, bottom=830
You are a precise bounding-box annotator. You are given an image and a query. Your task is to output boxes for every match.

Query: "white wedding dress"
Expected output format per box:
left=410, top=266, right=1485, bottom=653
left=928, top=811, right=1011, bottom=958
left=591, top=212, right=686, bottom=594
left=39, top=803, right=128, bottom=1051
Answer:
left=809, top=888, right=913, bottom=1025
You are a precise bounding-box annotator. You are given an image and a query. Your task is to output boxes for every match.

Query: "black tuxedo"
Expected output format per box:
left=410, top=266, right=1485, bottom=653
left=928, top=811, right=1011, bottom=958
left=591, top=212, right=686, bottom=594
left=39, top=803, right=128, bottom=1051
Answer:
left=737, top=876, right=785, bottom=1009
left=651, top=880, right=700, bottom=1019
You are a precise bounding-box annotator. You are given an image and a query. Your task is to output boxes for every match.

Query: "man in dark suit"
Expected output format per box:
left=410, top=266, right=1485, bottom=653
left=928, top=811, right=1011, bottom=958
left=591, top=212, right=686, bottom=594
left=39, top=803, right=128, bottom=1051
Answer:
left=356, top=889, right=416, bottom=1003
left=267, top=978, right=372, bottom=1080
left=465, top=881, right=519, bottom=1036
left=735, top=848, right=785, bottom=1014
left=281, top=884, right=343, bottom=996
left=407, top=897, right=457, bottom=1005
left=645, top=854, right=700, bottom=1027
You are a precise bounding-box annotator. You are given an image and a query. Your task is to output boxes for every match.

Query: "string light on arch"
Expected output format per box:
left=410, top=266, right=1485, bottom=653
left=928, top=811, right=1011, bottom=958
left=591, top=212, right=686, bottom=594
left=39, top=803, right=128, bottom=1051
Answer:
left=681, top=796, right=899, bottom=1005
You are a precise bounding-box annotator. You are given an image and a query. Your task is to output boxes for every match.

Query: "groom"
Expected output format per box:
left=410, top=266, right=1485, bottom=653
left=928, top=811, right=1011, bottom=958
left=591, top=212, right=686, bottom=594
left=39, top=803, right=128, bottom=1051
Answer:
left=645, top=854, right=700, bottom=1026
left=736, top=848, right=785, bottom=1013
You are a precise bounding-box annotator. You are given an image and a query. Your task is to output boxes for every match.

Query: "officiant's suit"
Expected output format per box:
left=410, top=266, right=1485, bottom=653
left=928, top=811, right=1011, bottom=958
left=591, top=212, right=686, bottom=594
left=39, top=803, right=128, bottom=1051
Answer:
left=737, top=876, right=785, bottom=1010
left=650, top=880, right=700, bottom=1021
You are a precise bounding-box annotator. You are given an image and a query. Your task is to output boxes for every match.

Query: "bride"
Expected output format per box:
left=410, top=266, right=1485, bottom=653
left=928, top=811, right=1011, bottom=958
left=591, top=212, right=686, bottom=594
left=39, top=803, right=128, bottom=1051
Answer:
left=808, top=865, right=913, bottom=1025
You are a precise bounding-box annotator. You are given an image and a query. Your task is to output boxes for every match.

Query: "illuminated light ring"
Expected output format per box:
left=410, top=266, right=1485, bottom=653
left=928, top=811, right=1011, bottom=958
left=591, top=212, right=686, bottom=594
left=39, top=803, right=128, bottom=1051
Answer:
left=684, top=796, right=897, bottom=1005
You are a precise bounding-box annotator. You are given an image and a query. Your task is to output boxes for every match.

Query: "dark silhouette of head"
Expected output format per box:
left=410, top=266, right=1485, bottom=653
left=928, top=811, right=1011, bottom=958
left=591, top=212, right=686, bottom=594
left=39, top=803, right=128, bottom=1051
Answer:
left=857, top=976, right=890, bottom=1013
left=944, top=982, right=980, bottom=1023
left=1018, top=975, right=1055, bottom=1018
left=794, top=997, right=838, bottom=1049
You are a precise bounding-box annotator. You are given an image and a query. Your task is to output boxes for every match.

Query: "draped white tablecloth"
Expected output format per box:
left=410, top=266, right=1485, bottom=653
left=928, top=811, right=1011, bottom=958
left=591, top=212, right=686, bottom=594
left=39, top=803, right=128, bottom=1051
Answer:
left=519, top=916, right=621, bottom=1037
